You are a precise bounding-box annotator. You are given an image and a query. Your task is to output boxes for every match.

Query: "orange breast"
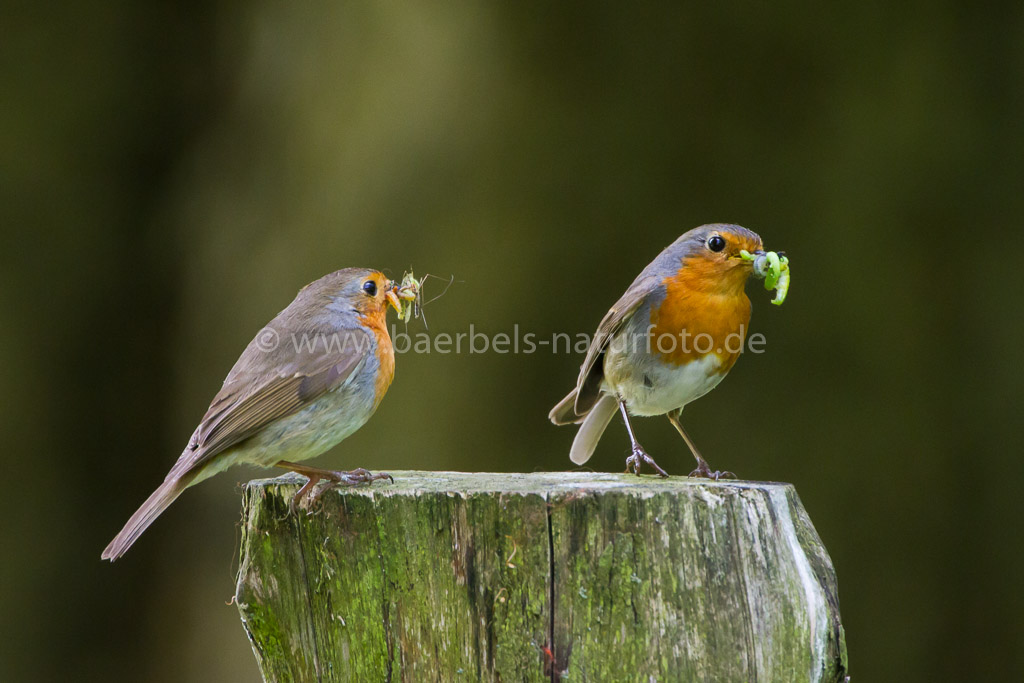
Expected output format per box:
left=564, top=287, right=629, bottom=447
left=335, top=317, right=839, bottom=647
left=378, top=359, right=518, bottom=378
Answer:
left=650, top=258, right=752, bottom=370
left=359, top=310, right=395, bottom=407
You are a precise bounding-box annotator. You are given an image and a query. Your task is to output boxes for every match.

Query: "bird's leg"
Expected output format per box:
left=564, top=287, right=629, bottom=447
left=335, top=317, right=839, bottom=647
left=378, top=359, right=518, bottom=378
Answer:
left=275, top=460, right=393, bottom=513
left=619, top=401, right=669, bottom=478
left=666, top=410, right=735, bottom=480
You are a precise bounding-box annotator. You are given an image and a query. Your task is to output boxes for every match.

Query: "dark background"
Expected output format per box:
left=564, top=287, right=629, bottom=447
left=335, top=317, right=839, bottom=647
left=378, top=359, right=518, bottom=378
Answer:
left=3, top=1, right=1022, bottom=681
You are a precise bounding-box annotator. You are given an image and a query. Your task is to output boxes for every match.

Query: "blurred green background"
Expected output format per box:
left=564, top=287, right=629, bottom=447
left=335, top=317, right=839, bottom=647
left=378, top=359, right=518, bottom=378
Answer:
left=3, top=1, right=1022, bottom=681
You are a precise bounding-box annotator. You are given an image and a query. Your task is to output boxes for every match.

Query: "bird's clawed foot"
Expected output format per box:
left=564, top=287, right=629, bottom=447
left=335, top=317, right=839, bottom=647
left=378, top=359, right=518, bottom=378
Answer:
left=276, top=461, right=393, bottom=514
left=625, top=445, right=670, bottom=478
left=292, top=469, right=393, bottom=513
left=687, top=456, right=735, bottom=481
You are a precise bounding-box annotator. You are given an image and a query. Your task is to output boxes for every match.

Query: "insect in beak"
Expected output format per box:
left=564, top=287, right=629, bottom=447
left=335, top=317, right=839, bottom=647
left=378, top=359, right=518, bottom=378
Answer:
left=739, top=249, right=791, bottom=305
left=394, top=272, right=424, bottom=323
left=398, top=284, right=418, bottom=302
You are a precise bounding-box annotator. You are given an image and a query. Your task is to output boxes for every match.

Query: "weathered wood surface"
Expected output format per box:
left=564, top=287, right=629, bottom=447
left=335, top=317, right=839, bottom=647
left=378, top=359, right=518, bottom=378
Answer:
left=235, top=472, right=847, bottom=682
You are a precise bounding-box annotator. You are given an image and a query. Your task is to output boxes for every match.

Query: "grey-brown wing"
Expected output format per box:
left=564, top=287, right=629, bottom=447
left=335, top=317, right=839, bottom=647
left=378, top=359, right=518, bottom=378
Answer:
left=573, top=275, right=659, bottom=415
left=178, top=326, right=370, bottom=476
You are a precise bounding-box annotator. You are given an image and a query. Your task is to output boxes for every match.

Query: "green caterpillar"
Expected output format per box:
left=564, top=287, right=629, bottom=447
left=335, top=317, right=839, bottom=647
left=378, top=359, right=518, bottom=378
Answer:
left=739, top=250, right=790, bottom=305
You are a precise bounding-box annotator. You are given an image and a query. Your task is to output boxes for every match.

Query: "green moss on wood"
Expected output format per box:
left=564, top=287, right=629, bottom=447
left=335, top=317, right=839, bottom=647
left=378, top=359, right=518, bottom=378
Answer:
left=235, top=472, right=848, bottom=682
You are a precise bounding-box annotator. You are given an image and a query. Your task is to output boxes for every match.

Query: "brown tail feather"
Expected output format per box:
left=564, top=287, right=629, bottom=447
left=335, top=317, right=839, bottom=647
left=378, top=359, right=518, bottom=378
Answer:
left=549, top=389, right=585, bottom=425
left=101, top=472, right=195, bottom=561
left=569, top=394, right=617, bottom=465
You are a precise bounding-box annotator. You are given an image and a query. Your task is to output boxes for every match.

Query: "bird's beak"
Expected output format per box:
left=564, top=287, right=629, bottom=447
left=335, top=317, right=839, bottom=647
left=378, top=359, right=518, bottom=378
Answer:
left=735, top=249, right=765, bottom=264
left=386, top=288, right=402, bottom=314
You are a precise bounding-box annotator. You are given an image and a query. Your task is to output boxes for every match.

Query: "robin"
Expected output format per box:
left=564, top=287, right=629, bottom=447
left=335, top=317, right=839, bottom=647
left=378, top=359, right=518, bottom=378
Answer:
left=102, top=268, right=415, bottom=561
left=549, top=224, right=783, bottom=479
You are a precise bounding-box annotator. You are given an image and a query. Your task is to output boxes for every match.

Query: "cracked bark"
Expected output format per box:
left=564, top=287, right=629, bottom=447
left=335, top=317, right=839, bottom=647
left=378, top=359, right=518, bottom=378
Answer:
left=235, top=472, right=848, bottom=682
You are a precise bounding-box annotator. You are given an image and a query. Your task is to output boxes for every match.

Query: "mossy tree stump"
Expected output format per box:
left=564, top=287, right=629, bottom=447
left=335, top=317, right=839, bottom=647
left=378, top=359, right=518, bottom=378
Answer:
left=235, top=472, right=847, bottom=682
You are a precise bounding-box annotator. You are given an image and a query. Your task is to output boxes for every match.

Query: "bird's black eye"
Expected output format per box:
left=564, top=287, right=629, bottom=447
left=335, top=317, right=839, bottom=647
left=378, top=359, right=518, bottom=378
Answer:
left=707, top=235, right=726, bottom=252
left=362, top=280, right=377, bottom=296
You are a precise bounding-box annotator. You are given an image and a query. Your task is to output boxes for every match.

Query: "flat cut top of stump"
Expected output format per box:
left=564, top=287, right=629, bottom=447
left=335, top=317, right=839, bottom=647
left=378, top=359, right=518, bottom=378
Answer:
left=255, top=469, right=793, bottom=494
left=235, top=471, right=848, bottom=683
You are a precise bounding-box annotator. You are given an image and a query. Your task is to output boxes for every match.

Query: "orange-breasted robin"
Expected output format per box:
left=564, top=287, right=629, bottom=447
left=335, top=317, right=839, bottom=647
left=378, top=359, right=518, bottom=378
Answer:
left=103, top=268, right=415, bottom=561
left=550, top=224, right=781, bottom=479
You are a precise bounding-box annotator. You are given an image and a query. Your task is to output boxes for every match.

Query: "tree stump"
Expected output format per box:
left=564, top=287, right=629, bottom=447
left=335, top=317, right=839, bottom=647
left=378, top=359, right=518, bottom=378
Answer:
left=234, top=472, right=848, bottom=682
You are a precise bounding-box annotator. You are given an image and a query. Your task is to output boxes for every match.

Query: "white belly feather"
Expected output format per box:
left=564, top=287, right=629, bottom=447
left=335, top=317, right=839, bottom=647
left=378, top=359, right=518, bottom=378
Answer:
left=603, top=348, right=726, bottom=417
